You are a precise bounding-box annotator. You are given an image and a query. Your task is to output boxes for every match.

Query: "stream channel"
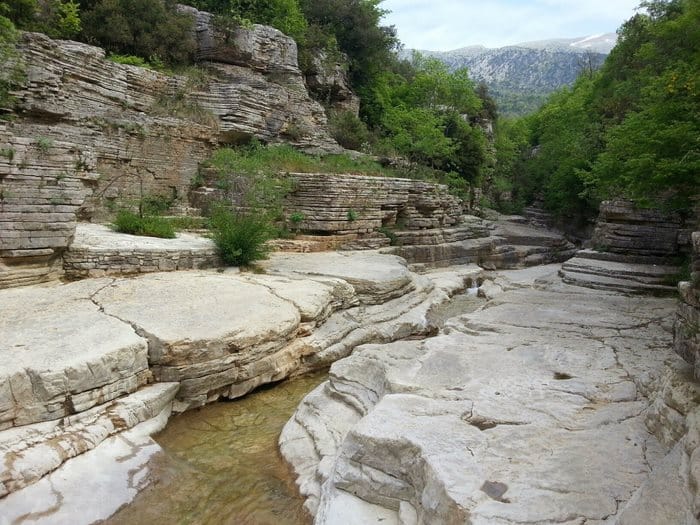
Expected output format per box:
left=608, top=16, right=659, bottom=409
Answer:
left=104, top=288, right=483, bottom=525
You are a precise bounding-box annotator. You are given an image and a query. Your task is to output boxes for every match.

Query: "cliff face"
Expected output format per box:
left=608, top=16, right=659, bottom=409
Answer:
left=0, top=13, right=341, bottom=288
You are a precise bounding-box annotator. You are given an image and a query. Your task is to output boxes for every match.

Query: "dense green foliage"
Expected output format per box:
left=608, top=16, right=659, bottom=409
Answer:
left=4, top=0, right=81, bottom=38
left=495, top=0, right=699, bottom=219
left=0, top=13, right=22, bottom=109
left=189, top=0, right=307, bottom=42
left=79, top=0, right=196, bottom=65
left=209, top=205, right=274, bottom=266
left=112, top=210, right=177, bottom=238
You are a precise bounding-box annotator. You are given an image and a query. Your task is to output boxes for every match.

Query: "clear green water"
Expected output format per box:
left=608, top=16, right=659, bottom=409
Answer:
left=105, top=371, right=327, bottom=525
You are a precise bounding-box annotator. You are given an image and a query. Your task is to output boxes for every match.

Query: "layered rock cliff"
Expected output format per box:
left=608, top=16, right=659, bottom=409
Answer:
left=0, top=13, right=341, bottom=289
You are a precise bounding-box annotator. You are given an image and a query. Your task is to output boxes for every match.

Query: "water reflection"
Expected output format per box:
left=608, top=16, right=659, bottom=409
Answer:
left=105, top=371, right=327, bottom=525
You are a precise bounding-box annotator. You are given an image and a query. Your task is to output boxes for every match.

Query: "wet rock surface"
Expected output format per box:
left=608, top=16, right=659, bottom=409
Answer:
left=281, top=267, right=699, bottom=524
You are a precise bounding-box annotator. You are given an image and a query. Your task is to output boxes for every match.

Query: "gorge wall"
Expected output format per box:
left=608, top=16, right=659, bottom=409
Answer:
left=0, top=10, right=343, bottom=289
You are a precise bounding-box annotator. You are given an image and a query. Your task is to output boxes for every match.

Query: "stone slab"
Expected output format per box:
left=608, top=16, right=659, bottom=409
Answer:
left=281, top=269, right=688, bottom=523
left=0, top=279, right=149, bottom=429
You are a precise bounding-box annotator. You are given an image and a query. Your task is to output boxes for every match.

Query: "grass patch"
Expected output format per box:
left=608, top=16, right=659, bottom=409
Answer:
left=206, top=143, right=391, bottom=181
left=112, top=210, right=176, bottom=239
left=165, top=216, right=208, bottom=231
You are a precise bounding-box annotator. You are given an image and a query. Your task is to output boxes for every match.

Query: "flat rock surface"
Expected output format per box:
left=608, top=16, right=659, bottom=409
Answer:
left=0, top=279, right=149, bottom=428
left=69, top=223, right=216, bottom=251
left=281, top=268, right=692, bottom=524
left=262, top=251, right=415, bottom=303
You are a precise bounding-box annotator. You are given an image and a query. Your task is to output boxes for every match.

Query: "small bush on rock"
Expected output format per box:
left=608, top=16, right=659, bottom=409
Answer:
left=209, top=205, right=273, bottom=266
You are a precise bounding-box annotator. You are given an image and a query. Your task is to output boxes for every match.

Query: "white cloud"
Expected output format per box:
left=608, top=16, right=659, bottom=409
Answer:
left=381, top=0, right=641, bottom=50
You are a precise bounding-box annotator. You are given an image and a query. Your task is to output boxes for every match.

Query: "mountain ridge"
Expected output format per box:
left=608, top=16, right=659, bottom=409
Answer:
left=402, top=33, right=617, bottom=116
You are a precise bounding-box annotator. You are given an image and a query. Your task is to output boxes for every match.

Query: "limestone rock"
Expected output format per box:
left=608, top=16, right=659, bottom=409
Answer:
left=281, top=172, right=463, bottom=235
left=561, top=200, right=686, bottom=294
left=675, top=231, right=700, bottom=379
left=260, top=251, right=415, bottom=304
left=0, top=251, right=483, bottom=502
left=305, top=50, right=360, bottom=115
left=179, top=5, right=299, bottom=73
left=591, top=199, right=683, bottom=257
left=0, top=389, right=174, bottom=521
left=2, top=23, right=340, bottom=287
left=281, top=269, right=686, bottom=523
left=0, top=279, right=149, bottom=429
left=388, top=215, right=576, bottom=271
left=63, top=223, right=220, bottom=279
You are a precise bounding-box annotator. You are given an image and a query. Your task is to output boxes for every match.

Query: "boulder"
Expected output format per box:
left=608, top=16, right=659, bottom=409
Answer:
left=179, top=5, right=299, bottom=73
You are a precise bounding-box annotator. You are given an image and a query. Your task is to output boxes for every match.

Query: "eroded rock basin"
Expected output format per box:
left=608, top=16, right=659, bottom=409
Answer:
left=105, top=371, right=327, bottom=525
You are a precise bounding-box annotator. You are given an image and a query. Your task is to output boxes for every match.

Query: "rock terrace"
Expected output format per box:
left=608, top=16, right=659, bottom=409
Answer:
left=281, top=267, right=700, bottom=524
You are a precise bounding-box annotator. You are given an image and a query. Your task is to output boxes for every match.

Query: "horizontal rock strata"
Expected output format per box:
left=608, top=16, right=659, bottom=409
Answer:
left=282, top=173, right=463, bottom=234
left=675, top=232, right=700, bottom=379
left=0, top=251, right=482, bottom=502
left=389, top=215, right=576, bottom=271
left=561, top=200, right=686, bottom=294
left=281, top=267, right=698, bottom=523
left=1, top=18, right=339, bottom=288
left=63, top=223, right=220, bottom=279
left=592, top=200, right=684, bottom=257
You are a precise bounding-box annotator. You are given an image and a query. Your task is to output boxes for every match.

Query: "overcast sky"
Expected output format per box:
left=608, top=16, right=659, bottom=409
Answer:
left=381, top=0, right=642, bottom=50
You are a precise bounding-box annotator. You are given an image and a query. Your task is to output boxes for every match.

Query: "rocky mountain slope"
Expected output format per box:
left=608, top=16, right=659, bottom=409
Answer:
left=405, top=34, right=616, bottom=115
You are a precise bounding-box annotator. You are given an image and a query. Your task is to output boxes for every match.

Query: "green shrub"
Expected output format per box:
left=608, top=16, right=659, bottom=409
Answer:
left=166, top=215, right=208, bottom=230
left=80, top=0, right=196, bottom=66
left=108, top=54, right=151, bottom=68
left=36, top=136, right=53, bottom=153
left=377, top=226, right=399, bottom=246
left=289, top=211, right=305, bottom=223
left=328, top=110, right=370, bottom=151
left=5, top=0, right=81, bottom=39
left=209, top=206, right=273, bottom=266
left=346, top=208, right=358, bottom=221
left=112, top=210, right=176, bottom=238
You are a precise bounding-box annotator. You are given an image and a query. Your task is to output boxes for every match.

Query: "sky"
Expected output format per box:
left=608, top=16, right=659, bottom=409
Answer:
left=381, top=0, right=642, bottom=50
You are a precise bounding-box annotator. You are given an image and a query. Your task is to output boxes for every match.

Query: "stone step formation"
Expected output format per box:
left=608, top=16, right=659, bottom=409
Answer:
left=280, top=266, right=700, bottom=525
left=560, top=200, right=688, bottom=295
left=0, top=11, right=342, bottom=289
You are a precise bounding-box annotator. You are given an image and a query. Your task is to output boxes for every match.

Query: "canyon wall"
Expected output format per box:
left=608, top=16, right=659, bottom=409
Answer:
left=0, top=13, right=341, bottom=288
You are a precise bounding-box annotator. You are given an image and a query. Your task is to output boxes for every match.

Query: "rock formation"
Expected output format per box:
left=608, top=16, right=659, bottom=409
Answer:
left=281, top=265, right=700, bottom=524
left=304, top=51, right=361, bottom=116
left=0, top=250, right=483, bottom=503
left=560, top=200, right=686, bottom=294
left=0, top=15, right=340, bottom=288
left=675, top=231, right=700, bottom=379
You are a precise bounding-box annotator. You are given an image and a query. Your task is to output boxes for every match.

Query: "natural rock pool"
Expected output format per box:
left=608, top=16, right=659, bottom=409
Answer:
left=103, top=290, right=485, bottom=525
left=105, top=370, right=328, bottom=525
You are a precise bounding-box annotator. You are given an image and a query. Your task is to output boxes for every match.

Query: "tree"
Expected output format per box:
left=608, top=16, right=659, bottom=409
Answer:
left=0, top=14, right=22, bottom=109
left=189, top=0, right=307, bottom=42
left=79, top=0, right=196, bottom=65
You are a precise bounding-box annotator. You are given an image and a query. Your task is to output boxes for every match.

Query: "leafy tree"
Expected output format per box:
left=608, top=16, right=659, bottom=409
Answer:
left=0, top=14, right=24, bottom=109
left=505, top=0, right=699, bottom=218
left=381, top=105, right=455, bottom=167
left=299, top=0, right=399, bottom=121
left=189, top=0, right=307, bottom=42
left=79, top=0, right=196, bottom=65
left=5, top=0, right=81, bottom=38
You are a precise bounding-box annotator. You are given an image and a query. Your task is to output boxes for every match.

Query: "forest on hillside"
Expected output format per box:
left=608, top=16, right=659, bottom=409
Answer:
left=494, top=0, right=699, bottom=223
left=1, top=0, right=698, bottom=225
